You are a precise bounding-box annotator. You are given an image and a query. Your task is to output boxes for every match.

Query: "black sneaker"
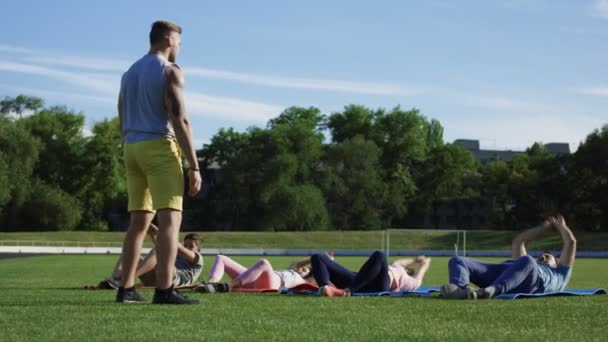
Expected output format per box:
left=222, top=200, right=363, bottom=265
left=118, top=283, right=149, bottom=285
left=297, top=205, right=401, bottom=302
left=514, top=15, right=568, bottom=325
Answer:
left=153, top=287, right=200, bottom=305
left=116, top=287, right=147, bottom=303
left=98, top=277, right=120, bottom=290
left=195, top=282, right=229, bottom=294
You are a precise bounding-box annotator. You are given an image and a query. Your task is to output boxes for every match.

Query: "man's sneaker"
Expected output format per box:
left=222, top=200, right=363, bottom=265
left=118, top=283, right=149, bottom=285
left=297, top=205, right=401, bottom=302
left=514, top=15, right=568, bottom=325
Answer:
left=440, top=283, right=469, bottom=299
left=472, top=287, right=493, bottom=299
left=153, top=287, right=200, bottom=305
left=98, top=277, right=120, bottom=290
left=195, top=282, right=229, bottom=294
left=320, top=285, right=347, bottom=297
left=116, top=287, right=147, bottom=303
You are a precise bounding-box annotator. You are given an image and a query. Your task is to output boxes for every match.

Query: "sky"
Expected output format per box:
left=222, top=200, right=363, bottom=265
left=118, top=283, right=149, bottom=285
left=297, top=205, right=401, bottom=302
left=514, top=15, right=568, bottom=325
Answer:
left=0, top=0, right=607, bottom=151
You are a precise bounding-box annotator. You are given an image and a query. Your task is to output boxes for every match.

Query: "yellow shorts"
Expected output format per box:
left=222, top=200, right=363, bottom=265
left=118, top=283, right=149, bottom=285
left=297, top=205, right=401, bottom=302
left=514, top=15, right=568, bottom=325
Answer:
left=123, top=138, right=184, bottom=212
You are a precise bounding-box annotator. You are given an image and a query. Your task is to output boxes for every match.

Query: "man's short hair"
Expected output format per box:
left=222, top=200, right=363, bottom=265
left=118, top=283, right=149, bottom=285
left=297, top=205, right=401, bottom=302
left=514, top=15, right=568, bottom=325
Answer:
left=184, top=233, right=202, bottom=242
left=149, top=20, right=182, bottom=45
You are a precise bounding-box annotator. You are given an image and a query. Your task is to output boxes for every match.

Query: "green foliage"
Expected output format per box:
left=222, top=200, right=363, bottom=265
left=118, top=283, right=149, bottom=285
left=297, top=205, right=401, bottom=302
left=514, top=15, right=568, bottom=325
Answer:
left=568, top=125, right=608, bottom=229
left=0, top=94, right=43, bottom=118
left=0, top=116, right=41, bottom=227
left=324, top=136, right=386, bottom=229
left=19, top=180, right=82, bottom=231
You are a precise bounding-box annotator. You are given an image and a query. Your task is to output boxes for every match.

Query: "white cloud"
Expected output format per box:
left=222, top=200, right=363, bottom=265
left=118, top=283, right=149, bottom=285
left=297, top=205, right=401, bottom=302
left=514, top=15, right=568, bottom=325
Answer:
left=461, top=95, right=550, bottom=113
left=23, top=55, right=130, bottom=72
left=0, top=43, right=422, bottom=96
left=0, top=44, right=33, bottom=54
left=185, top=92, right=284, bottom=122
left=576, top=86, right=608, bottom=97
left=185, top=67, right=420, bottom=96
left=594, top=0, right=608, bottom=18
left=0, top=83, right=115, bottom=105
left=0, top=60, right=118, bottom=95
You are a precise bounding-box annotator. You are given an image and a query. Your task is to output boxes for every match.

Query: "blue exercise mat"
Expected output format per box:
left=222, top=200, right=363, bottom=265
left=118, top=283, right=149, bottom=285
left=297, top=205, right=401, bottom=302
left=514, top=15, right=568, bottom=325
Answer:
left=496, top=288, right=606, bottom=299
left=281, top=286, right=440, bottom=297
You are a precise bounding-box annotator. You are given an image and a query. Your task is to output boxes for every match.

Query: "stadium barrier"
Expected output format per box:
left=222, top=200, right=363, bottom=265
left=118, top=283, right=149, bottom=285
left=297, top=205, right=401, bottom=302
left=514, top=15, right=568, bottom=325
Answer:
left=1, top=246, right=607, bottom=258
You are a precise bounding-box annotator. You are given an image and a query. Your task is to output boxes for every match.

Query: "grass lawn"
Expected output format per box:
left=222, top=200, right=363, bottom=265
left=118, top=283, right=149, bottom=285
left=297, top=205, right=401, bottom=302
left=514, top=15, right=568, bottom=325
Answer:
left=0, top=255, right=607, bottom=341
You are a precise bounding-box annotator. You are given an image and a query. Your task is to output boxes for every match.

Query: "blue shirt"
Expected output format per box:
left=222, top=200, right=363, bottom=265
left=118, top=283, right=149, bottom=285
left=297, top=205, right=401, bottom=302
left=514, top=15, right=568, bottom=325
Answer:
left=537, top=263, right=572, bottom=293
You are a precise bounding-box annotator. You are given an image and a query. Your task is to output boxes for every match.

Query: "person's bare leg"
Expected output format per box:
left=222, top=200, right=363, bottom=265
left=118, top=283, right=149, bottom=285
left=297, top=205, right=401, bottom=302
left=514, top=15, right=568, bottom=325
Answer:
left=135, top=249, right=157, bottom=278
left=155, top=209, right=181, bottom=289
left=121, top=211, right=154, bottom=288
left=110, top=255, right=123, bottom=280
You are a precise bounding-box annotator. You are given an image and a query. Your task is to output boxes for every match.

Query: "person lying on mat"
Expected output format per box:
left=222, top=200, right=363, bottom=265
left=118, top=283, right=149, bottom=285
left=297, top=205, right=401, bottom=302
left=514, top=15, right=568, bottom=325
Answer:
left=98, top=224, right=203, bottom=289
left=311, top=250, right=431, bottom=297
left=199, top=254, right=317, bottom=292
left=441, top=214, right=576, bottom=299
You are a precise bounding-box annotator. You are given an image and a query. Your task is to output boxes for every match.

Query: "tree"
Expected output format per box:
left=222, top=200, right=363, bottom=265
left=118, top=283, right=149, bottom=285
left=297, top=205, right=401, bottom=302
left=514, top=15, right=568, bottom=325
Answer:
left=0, top=95, right=43, bottom=119
left=416, top=144, right=479, bottom=228
left=18, top=106, right=87, bottom=196
left=78, top=118, right=127, bottom=230
left=19, top=180, right=82, bottom=231
left=323, top=135, right=388, bottom=229
left=0, top=117, right=41, bottom=228
left=568, top=125, right=608, bottom=230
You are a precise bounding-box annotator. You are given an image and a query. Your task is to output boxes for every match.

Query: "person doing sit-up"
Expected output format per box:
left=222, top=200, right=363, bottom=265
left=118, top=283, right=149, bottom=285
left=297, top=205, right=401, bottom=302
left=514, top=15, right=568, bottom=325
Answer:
left=441, top=214, right=576, bottom=299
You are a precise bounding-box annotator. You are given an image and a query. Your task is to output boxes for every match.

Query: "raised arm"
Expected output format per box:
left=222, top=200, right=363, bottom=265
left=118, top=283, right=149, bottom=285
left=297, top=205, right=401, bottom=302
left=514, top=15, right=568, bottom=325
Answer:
left=391, top=258, right=415, bottom=268
left=413, top=257, right=431, bottom=280
left=511, top=220, right=552, bottom=258
left=550, top=215, right=577, bottom=267
left=177, top=243, right=199, bottom=264
left=164, top=65, right=202, bottom=197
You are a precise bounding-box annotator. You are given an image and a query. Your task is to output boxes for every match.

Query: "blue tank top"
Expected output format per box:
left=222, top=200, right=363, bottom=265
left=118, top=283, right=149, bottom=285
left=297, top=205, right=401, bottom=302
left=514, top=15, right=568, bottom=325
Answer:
left=120, top=54, right=176, bottom=144
left=537, top=264, right=572, bottom=293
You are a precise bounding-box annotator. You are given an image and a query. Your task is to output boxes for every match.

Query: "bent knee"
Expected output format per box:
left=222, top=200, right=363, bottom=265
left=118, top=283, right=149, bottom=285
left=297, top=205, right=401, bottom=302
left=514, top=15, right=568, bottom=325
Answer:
left=371, top=250, right=386, bottom=261
left=449, top=256, right=466, bottom=267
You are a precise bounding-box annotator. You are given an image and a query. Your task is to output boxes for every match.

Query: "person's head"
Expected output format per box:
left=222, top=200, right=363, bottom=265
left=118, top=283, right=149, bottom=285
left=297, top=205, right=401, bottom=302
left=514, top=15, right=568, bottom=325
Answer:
left=536, top=251, right=557, bottom=268
left=293, top=266, right=313, bottom=279
left=183, top=233, right=202, bottom=251
left=149, top=20, right=182, bottom=62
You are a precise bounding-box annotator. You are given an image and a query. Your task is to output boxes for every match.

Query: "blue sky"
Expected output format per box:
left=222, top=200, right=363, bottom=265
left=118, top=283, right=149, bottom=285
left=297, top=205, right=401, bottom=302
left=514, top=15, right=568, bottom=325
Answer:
left=1, top=0, right=607, bottom=151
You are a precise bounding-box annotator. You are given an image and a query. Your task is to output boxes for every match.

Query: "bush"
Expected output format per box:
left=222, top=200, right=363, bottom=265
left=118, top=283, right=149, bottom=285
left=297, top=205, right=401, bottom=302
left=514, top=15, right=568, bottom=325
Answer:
left=20, top=180, right=82, bottom=231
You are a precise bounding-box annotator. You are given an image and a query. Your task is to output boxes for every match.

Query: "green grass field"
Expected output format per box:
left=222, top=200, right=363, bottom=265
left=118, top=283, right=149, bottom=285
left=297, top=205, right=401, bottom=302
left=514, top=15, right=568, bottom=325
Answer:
left=0, top=254, right=607, bottom=341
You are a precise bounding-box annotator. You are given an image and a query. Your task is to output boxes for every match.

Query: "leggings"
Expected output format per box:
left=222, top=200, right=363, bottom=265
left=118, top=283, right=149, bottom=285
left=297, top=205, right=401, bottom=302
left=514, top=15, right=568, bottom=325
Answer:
left=208, top=255, right=282, bottom=289
left=311, top=251, right=390, bottom=293
left=448, top=256, right=542, bottom=295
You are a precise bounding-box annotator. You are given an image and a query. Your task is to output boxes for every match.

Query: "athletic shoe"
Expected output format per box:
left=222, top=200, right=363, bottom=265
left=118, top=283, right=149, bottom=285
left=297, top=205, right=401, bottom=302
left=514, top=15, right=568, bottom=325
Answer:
left=320, top=285, right=347, bottom=297
left=153, top=287, right=200, bottom=305
left=116, top=287, right=147, bottom=303
left=440, top=283, right=469, bottom=299
left=195, top=282, right=229, bottom=294
left=473, top=287, right=493, bottom=299
left=98, top=277, right=120, bottom=290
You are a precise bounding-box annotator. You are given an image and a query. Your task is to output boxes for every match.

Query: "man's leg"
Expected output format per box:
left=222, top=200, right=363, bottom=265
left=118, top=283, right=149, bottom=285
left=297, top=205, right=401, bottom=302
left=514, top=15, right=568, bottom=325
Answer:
left=350, top=251, right=390, bottom=293
left=448, top=256, right=511, bottom=288
left=489, top=255, right=542, bottom=296
left=121, top=211, right=155, bottom=288
left=154, top=209, right=181, bottom=289
left=310, top=253, right=356, bottom=289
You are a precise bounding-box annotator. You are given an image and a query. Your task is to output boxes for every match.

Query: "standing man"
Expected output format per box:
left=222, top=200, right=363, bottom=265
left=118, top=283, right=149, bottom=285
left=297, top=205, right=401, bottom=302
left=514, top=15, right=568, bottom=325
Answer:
left=117, top=20, right=202, bottom=304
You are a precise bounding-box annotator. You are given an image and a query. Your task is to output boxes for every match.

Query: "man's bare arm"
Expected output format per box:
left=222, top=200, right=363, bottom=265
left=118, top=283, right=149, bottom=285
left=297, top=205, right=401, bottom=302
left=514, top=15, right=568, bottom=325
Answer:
left=164, top=65, right=202, bottom=196
left=117, top=94, right=124, bottom=143
left=511, top=221, right=552, bottom=258
left=177, top=243, right=199, bottom=264
left=550, top=215, right=577, bottom=267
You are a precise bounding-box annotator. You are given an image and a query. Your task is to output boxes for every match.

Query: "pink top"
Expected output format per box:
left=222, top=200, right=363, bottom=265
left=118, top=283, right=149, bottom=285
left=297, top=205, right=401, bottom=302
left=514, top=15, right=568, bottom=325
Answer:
left=388, top=263, right=429, bottom=291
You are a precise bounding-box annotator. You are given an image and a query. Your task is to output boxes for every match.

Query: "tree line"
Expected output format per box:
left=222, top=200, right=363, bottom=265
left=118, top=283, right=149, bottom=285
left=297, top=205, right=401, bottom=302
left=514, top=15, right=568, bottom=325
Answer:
left=0, top=95, right=606, bottom=231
